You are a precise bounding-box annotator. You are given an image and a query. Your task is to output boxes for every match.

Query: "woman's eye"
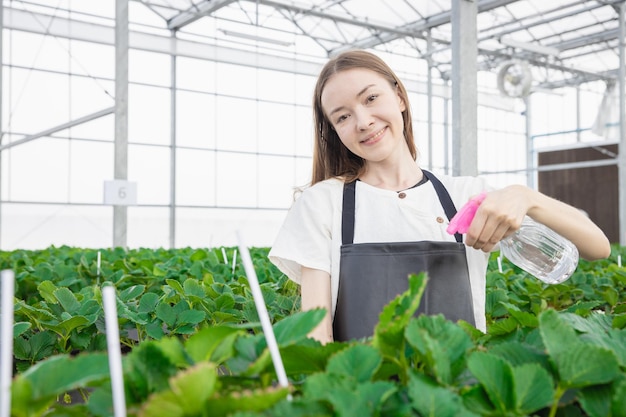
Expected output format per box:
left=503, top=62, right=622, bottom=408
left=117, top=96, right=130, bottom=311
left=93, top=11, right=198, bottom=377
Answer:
left=336, top=114, right=348, bottom=124
left=366, top=94, right=378, bottom=103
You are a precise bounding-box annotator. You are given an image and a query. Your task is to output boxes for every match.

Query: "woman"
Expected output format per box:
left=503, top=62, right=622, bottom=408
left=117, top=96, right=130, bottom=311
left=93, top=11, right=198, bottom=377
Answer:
left=268, top=50, right=610, bottom=343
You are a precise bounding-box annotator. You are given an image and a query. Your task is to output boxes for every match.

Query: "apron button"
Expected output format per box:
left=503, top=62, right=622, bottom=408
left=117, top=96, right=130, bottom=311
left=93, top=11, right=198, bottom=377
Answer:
left=398, top=192, right=407, bottom=199
left=436, top=216, right=444, bottom=223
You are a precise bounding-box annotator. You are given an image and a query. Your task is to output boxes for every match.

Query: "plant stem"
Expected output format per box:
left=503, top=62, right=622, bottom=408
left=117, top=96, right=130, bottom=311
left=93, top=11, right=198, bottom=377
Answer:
left=548, top=386, right=565, bottom=417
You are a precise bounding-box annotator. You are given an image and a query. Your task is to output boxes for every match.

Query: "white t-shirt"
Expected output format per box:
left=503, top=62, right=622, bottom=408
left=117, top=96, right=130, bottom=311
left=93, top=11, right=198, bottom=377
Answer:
left=269, top=173, right=493, bottom=332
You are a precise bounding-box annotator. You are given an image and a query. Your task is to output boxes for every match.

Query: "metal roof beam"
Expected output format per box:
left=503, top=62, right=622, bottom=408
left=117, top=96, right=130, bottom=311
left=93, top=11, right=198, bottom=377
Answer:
left=479, top=1, right=607, bottom=42
left=548, top=28, right=619, bottom=52
left=0, top=107, right=115, bottom=152
left=329, top=0, right=519, bottom=55
left=167, top=0, right=237, bottom=30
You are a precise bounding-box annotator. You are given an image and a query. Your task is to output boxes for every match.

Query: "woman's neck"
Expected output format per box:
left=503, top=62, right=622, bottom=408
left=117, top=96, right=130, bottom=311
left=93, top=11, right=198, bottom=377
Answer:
left=359, top=158, right=423, bottom=191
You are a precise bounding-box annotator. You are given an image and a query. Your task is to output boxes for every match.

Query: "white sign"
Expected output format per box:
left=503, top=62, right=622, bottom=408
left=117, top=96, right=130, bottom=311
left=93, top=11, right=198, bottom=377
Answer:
left=103, top=180, right=137, bottom=206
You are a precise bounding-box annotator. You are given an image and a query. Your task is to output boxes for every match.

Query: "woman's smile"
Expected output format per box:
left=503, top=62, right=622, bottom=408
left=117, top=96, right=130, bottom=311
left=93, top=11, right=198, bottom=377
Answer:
left=360, top=127, right=386, bottom=145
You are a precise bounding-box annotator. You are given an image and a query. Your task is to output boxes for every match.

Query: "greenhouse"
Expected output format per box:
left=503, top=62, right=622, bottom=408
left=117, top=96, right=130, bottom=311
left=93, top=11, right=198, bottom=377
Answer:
left=1, top=1, right=626, bottom=416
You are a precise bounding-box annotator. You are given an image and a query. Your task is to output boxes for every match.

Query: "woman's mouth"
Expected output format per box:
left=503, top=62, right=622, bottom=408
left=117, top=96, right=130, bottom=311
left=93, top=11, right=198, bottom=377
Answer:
left=360, top=127, right=386, bottom=145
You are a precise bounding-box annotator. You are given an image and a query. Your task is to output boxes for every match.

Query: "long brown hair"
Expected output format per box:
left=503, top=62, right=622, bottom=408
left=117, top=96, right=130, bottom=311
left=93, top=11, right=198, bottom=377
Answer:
left=311, top=50, right=416, bottom=185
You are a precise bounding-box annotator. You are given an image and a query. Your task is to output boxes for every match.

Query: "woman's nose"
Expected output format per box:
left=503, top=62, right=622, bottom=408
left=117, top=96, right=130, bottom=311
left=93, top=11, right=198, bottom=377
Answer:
left=355, top=109, right=374, bottom=131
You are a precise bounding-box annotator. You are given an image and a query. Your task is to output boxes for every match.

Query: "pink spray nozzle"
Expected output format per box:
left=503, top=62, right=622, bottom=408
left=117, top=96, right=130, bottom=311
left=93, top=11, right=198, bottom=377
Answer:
left=446, top=191, right=487, bottom=235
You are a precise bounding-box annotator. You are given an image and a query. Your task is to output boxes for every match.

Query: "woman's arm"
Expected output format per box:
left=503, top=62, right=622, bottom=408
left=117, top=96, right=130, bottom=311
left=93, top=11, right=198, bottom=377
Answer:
left=301, top=266, right=334, bottom=344
left=465, top=184, right=611, bottom=260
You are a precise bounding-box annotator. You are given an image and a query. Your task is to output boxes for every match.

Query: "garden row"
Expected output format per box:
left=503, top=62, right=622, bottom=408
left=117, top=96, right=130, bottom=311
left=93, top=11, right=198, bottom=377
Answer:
left=2, top=244, right=626, bottom=416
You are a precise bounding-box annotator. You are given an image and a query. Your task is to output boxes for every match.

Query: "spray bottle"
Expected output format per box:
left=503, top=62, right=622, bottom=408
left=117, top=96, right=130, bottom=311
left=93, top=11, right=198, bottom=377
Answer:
left=447, top=191, right=579, bottom=284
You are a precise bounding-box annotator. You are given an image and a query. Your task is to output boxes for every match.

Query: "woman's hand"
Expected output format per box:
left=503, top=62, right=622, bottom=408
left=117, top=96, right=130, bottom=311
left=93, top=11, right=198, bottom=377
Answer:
left=464, top=185, right=530, bottom=252
left=463, top=185, right=611, bottom=260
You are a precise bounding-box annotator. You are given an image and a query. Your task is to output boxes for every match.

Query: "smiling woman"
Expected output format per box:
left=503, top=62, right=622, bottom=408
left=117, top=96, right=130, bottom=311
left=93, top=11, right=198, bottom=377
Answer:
left=268, top=49, right=611, bottom=344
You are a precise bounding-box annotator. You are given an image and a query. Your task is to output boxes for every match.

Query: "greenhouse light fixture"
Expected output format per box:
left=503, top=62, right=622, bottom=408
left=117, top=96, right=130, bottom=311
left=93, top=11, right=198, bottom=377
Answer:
left=219, top=29, right=293, bottom=47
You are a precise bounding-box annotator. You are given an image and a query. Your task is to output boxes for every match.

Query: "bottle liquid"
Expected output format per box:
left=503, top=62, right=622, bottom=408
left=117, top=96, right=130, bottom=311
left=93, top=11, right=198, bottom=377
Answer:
left=447, top=191, right=579, bottom=285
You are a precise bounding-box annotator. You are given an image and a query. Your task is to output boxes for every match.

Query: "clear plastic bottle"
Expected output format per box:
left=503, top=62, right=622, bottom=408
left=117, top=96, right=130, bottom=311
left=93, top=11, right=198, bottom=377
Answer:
left=498, top=217, right=579, bottom=284
left=447, top=192, right=580, bottom=285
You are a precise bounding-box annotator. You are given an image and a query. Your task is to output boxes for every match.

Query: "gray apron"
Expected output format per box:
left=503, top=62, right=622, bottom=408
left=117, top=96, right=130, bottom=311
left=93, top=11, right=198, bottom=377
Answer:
left=333, top=170, right=475, bottom=341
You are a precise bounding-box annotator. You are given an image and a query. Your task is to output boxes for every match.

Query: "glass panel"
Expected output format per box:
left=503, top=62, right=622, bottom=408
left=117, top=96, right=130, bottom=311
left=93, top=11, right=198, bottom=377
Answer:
left=128, top=144, right=171, bottom=205
left=5, top=68, right=70, bottom=134
left=258, top=155, right=296, bottom=208
left=215, top=152, right=257, bottom=207
left=258, top=68, right=295, bottom=103
left=6, top=138, right=69, bottom=203
left=216, top=63, right=257, bottom=97
left=128, top=84, right=171, bottom=145
left=129, top=49, right=171, bottom=87
left=1, top=204, right=112, bottom=250
left=69, top=140, right=114, bottom=203
left=258, top=102, right=296, bottom=155
left=176, top=91, right=216, bottom=149
left=176, top=148, right=216, bottom=206
left=177, top=56, right=217, bottom=93
left=128, top=206, right=169, bottom=248
left=215, top=96, right=257, bottom=152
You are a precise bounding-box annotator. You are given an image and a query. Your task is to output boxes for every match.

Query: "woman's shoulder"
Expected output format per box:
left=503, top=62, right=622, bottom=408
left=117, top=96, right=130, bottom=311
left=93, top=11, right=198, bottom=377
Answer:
left=297, top=177, right=345, bottom=199
left=289, top=177, right=345, bottom=211
left=430, top=172, right=492, bottom=198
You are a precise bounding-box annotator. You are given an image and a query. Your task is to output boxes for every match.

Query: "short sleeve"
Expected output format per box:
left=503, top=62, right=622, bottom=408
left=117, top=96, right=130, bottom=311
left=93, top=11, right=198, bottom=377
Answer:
left=268, top=181, right=339, bottom=284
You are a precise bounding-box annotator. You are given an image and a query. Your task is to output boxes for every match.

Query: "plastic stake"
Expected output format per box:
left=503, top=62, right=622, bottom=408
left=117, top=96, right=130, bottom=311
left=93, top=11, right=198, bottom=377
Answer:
left=0, top=270, right=15, bottom=417
left=102, top=286, right=127, bottom=417
left=237, top=232, right=290, bottom=393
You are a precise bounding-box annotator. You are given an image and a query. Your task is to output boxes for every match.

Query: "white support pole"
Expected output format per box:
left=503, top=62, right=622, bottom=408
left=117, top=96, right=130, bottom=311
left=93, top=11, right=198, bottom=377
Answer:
left=451, top=0, right=478, bottom=176
left=0, top=270, right=15, bottom=417
left=102, top=286, right=127, bottom=417
left=617, top=2, right=626, bottom=246
left=114, top=0, right=129, bottom=248
left=237, top=232, right=289, bottom=391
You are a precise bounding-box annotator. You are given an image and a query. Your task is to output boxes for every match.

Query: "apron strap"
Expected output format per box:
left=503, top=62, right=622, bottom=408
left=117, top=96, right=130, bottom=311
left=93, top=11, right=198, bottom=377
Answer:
left=341, top=170, right=463, bottom=244
left=342, top=181, right=357, bottom=245
left=422, top=170, right=463, bottom=243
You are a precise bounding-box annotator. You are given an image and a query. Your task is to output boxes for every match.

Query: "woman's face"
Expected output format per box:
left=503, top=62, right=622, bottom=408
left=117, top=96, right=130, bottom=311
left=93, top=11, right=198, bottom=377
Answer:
left=321, top=68, right=406, bottom=164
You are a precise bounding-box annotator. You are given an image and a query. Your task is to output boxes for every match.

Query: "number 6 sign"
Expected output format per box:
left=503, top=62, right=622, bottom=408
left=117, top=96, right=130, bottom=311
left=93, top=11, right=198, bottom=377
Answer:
left=103, top=180, right=138, bottom=205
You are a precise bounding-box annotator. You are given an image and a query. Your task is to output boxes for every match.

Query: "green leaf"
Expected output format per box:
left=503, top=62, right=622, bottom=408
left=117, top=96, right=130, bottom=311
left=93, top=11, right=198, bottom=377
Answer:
left=405, top=315, right=473, bottom=385
left=208, top=387, right=290, bottom=417
left=556, top=343, right=620, bottom=388
left=185, top=326, right=244, bottom=364
left=169, top=362, right=218, bottom=415
left=120, top=284, right=146, bottom=302
left=512, top=363, right=554, bottom=414
left=156, top=302, right=177, bottom=327
left=408, top=372, right=477, bottom=417
left=14, top=353, right=110, bottom=400
left=177, top=309, right=205, bottom=325
left=280, top=343, right=344, bottom=375
left=13, top=322, right=31, bottom=338
left=138, top=292, right=160, bottom=313
left=373, top=272, right=428, bottom=358
left=165, top=278, right=184, bottom=295
left=183, top=278, right=205, bottom=298
left=487, top=341, right=552, bottom=385
left=326, top=344, right=382, bottom=383
left=539, top=309, right=579, bottom=359
left=138, top=390, right=184, bottom=417
left=37, top=280, right=58, bottom=304
left=578, top=383, right=613, bottom=417
left=190, top=249, right=208, bottom=261
left=611, top=378, right=626, bottom=417
left=272, top=309, right=327, bottom=347
left=54, top=287, right=81, bottom=314
left=466, top=351, right=515, bottom=413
